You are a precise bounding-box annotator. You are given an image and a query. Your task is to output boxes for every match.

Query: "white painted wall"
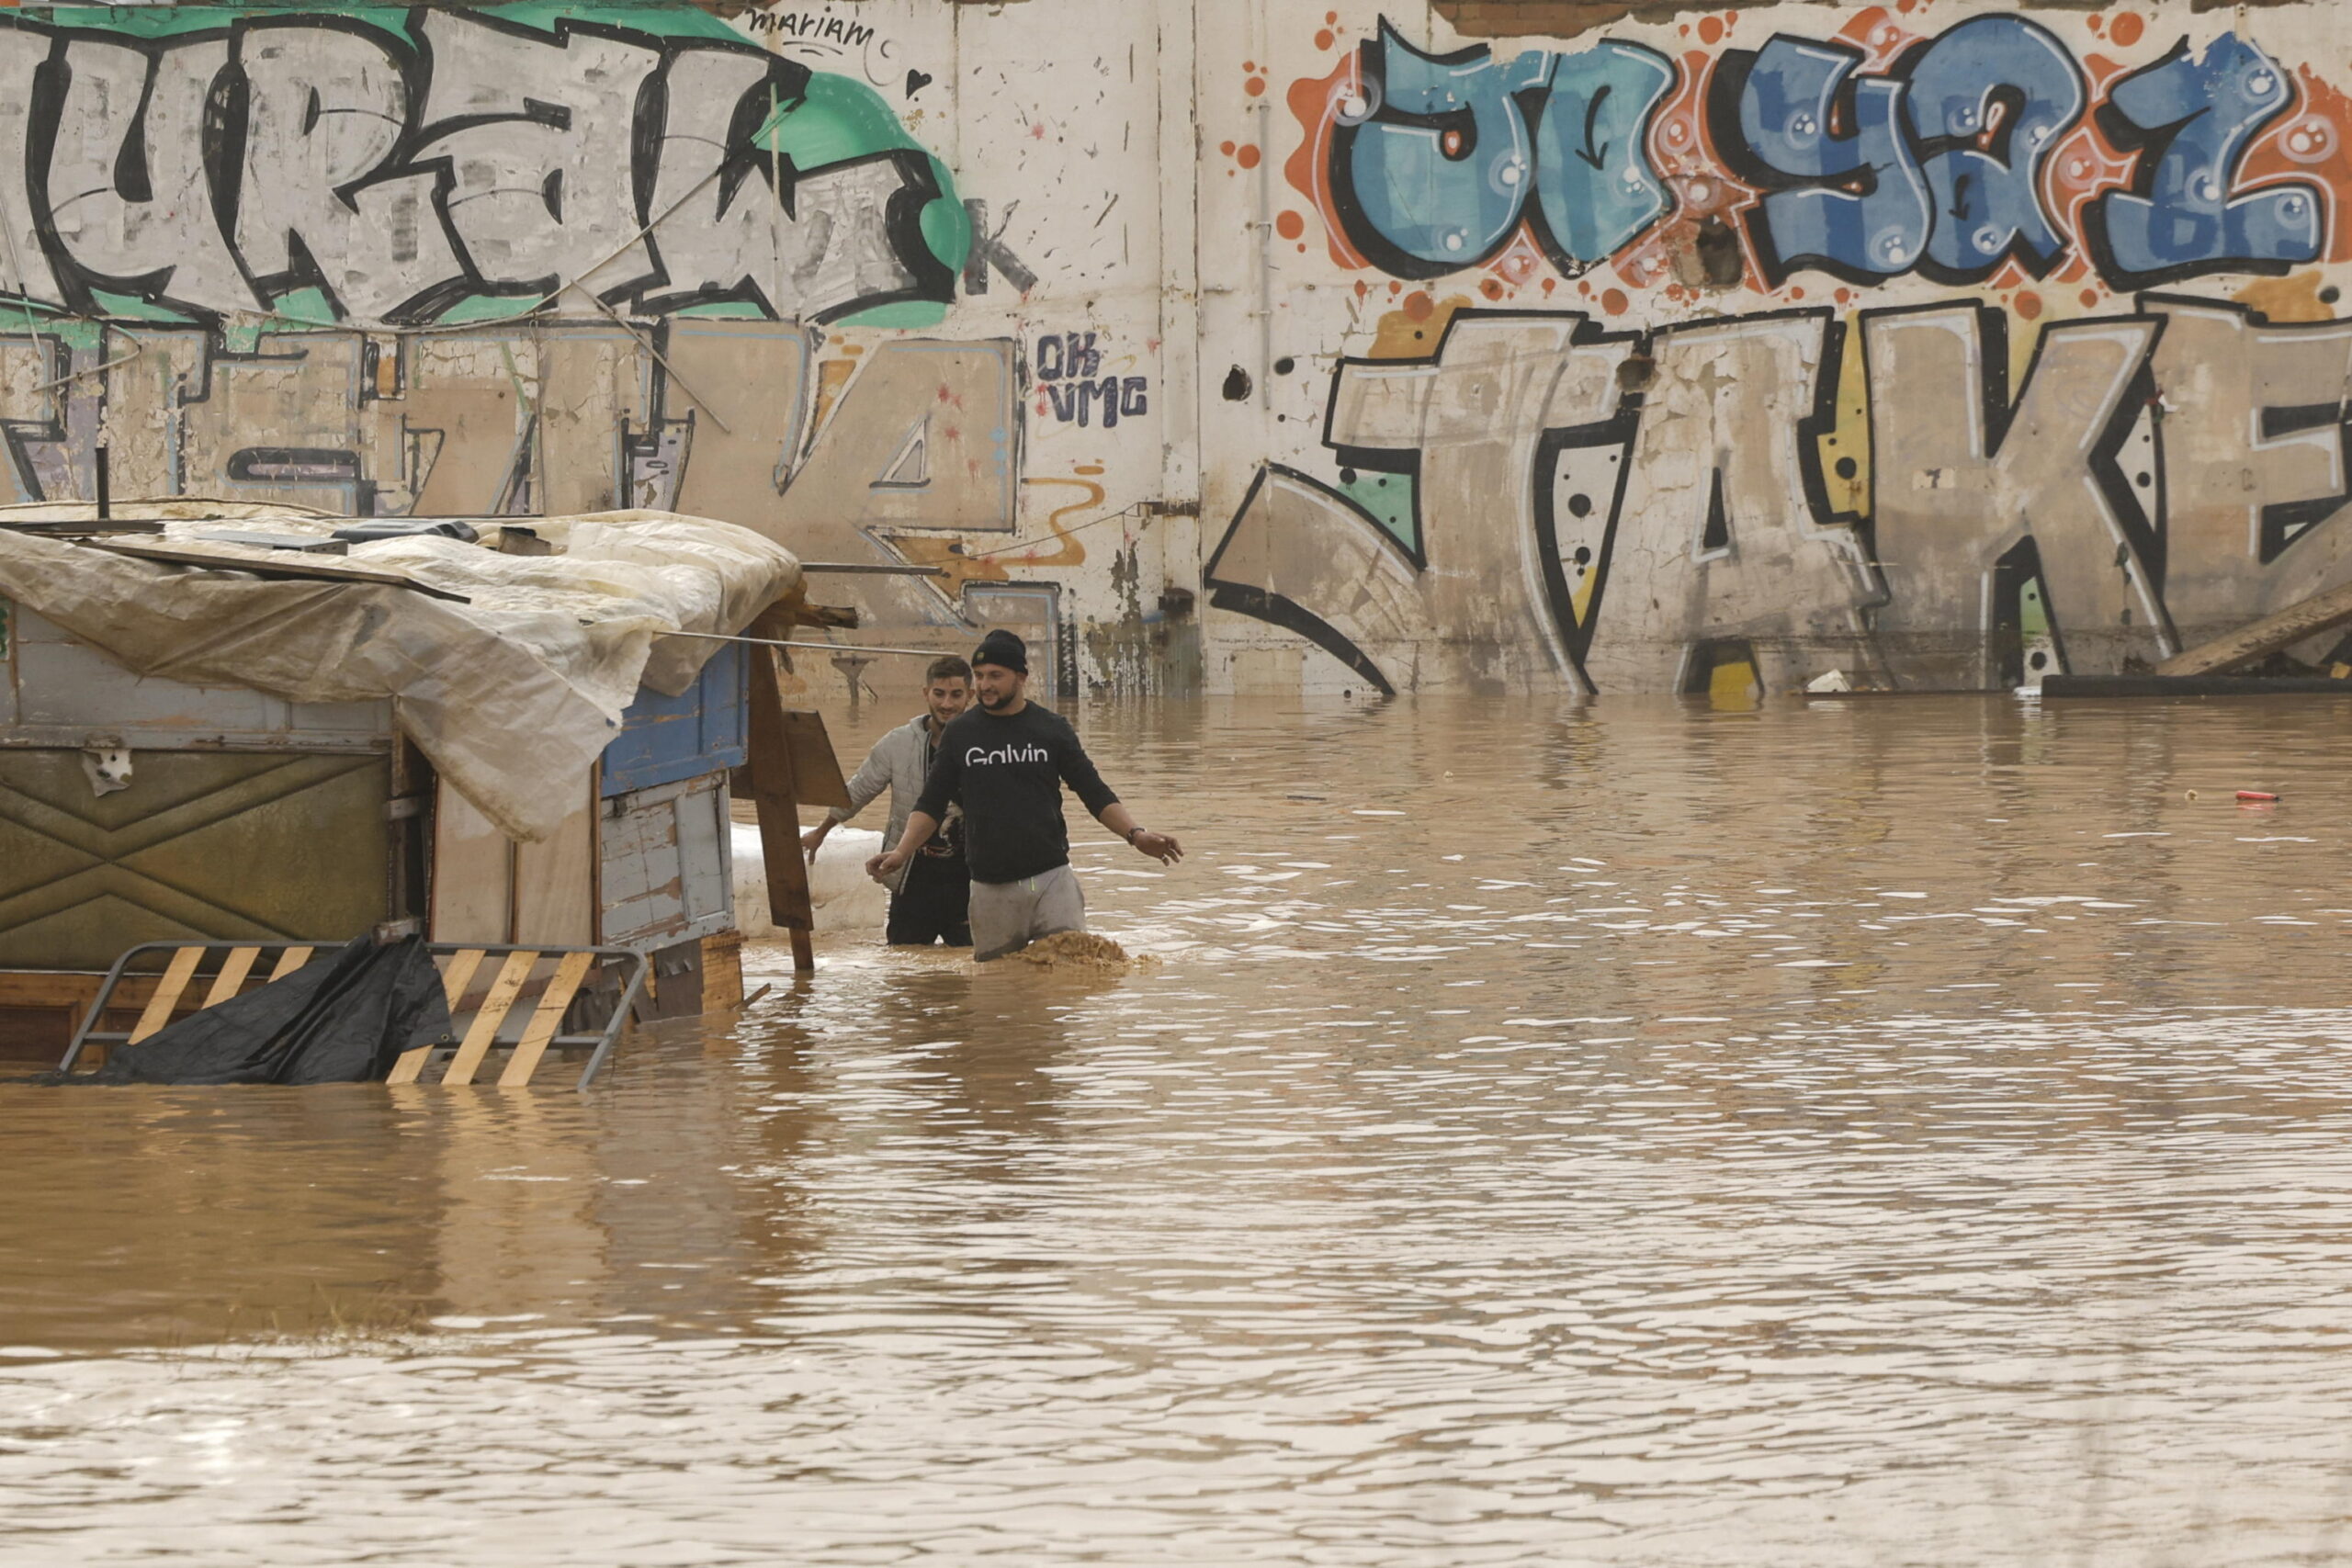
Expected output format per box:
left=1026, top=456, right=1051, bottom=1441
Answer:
left=6, top=0, right=2352, bottom=697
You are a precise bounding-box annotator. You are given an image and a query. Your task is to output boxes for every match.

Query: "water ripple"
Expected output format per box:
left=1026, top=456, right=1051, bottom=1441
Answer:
left=3, top=696, right=2350, bottom=1564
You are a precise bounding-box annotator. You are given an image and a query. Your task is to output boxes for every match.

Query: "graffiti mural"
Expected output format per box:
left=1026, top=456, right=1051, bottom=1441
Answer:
left=0, top=6, right=963, bottom=328
left=0, top=4, right=1055, bottom=647
left=1033, top=333, right=1148, bottom=427
left=1221, top=6, right=2352, bottom=694
left=1329, top=22, right=1678, bottom=276
left=11, top=0, right=2350, bottom=700
left=0, top=316, right=1016, bottom=577
left=1285, top=8, right=2346, bottom=297
left=1208, top=285, right=2352, bottom=694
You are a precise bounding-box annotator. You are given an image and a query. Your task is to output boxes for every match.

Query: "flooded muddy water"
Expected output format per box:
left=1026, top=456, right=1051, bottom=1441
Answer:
left=6, top=694, right=2352, bottom=1564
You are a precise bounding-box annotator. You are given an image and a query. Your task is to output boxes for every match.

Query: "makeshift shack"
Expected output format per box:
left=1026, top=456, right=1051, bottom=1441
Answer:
left=0, top=502, right=844, bottom=1062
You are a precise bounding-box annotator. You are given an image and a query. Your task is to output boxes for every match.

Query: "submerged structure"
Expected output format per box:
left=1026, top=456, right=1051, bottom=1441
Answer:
left=0, top=505, right=835, bottom=1061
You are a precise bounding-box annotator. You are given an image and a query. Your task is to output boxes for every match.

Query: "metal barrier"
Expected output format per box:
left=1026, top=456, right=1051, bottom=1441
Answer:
left=61, top=941, right=647, bottom=1089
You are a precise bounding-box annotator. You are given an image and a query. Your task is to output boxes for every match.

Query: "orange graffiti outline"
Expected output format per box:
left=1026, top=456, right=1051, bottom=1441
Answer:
left=1001, top=476, right=1100, bottom=569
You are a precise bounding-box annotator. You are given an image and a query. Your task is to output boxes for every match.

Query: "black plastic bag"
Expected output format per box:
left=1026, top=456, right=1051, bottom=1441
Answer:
left=82, top=935, right=454, bottom=1085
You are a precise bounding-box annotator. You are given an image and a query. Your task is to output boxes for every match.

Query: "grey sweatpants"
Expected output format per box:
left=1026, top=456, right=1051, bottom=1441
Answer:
left=969, top=863, right=1086, bottom=961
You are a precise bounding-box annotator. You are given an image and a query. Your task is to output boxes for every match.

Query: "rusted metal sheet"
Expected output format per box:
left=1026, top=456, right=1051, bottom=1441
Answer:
left=1, top=600, right=393, bottom=753
left=599, top=771, right=733, bottom=953
left=0, top=747, right=392, bottom=971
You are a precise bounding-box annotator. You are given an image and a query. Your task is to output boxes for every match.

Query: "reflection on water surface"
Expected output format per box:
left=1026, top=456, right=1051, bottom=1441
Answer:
left=5, top=696, right=2351, bottom=1564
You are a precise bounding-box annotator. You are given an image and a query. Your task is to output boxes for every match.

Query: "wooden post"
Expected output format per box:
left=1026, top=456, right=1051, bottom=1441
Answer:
left=746, top=637, right=817, bottom=973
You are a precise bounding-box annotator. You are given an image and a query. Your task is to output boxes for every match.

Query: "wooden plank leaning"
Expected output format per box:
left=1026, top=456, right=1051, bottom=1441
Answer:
left=388, top=947, right=485, bottom=1085
left=497, top=951, right=597, bottom=1088
left=268, top=946, right=314, bottom=981
left=2158, top=579, right=2352, bottom=676
left=442, top=950, right=537, bottom=1085
left=745, top=623, right=817, bottom=973
left=202, top=946, right=262, bottom=1008
left=778, top=709, right=852, bottom=810
left=129, top=948, right=204, bottom=1043
left=439, top=948, right=488, bottom=1010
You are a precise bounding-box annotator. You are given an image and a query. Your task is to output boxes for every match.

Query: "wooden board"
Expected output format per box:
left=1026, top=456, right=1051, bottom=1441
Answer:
left=81, top=539, right=470, bottom=601
left=0, top=519, right=166, bottom=536
left=777, top=708, right=851, bottom=810
left=404, top=369, right=522, bottom=516
left=497, top=950, right=595, bottom=1088
left=537, top=330, right=650, bottom=515
left=600, top=774, right=733, bottom=950
left=443, top=950, right=536, bottom=1085
left=432, top=776, right=596, bottom=948
left=439, top=948, right=487, bottom=1010
left=2159, top=579, right=2352, bottom=676
left=128, top=947, right=202, bottom=1042
left=512, top=785, right=597, bottom=948
left=202, top=947, right=261, bottom=1007
left=700, top=930, right=745, bottom=1012
left=666, top=320, right=807, bottom=525
left=430, top=782, right=513, bottom=944
left=389, top=947, right=484, bottom=1085
left=744, top=646, right=815, bottom=972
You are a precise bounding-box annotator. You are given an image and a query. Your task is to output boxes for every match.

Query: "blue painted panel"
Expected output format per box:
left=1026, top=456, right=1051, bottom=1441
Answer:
left=600, top=641, right=748, bottom=798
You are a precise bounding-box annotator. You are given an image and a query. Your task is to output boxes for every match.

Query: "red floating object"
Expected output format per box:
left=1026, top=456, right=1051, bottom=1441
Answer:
left=2236, top=790, right=2281, bottom=802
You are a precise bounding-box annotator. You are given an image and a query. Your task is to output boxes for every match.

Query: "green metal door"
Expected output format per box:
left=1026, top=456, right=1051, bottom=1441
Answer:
left=0, top=749, right=390, bottom=970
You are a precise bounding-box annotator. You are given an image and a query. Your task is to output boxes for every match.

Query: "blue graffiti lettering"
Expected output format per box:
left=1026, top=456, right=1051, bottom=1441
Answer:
left=1331, top=23, right=1549, bottom=276
left=1328, top=28, right=1677, bottom=278
left=2090, top=35, right=2324, bottom=284
left=1526, top=41, right=1678, bottom=267
left=1725, top=36, right=1933, bottom=285
left=1901, top=17, right=2085, bottom=280
left=1325, top=14, right=2338, bottom=296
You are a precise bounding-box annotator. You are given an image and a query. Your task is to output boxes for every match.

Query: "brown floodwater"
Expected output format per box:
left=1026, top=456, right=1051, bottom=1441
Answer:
left=5, top=694, right=2352, bottom=1564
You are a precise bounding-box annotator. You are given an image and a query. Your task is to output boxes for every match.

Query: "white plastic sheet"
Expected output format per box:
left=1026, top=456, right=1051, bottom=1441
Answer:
left=0, top=505, right=801, bottom=841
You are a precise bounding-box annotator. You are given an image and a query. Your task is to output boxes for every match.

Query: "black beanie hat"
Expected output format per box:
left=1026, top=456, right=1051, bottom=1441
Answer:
left=972, top=627, right=1029, bottom=674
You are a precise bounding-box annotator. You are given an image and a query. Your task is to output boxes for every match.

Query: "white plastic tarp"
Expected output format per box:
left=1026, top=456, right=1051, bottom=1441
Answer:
left=0, top=505, right=801, bottom=841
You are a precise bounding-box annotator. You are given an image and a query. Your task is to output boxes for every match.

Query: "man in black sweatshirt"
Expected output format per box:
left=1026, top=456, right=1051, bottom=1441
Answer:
left=866, top=628, right=1182, bottom=960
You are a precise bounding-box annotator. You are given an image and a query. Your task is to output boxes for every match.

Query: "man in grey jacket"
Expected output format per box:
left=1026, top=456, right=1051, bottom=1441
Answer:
left=801, top=656, right=973, bottom=945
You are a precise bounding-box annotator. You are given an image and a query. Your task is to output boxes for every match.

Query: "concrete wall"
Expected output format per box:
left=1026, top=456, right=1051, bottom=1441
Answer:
left=1211, top=0, right=2352, bottom=696
left=4, top=0, right=2351, bottom=698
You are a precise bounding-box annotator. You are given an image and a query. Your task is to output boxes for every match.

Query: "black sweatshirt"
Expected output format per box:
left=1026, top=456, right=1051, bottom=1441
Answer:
left=911, top=702, right=1119, bottom=884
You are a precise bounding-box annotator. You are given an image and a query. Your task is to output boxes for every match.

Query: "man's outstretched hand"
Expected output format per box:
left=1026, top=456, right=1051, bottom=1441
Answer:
left=1131, top=830, right=1183, bottom=865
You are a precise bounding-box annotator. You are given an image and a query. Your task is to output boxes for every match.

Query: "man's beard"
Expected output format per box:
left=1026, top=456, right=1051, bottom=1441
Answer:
left=982, top=691, right=1016, bottom=710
